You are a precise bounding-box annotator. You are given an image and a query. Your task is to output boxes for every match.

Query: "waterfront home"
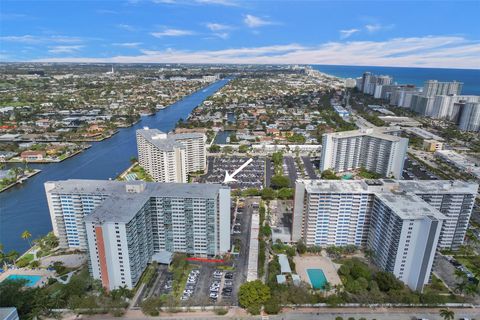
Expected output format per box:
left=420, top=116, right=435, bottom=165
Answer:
left=20, top=150, right=46, bottom=161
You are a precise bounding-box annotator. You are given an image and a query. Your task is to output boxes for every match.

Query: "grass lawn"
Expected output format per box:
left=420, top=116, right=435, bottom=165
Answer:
left=424, top=274, right=450, bottom=294
left=455, top=256, right=480, bottom=275
left=132, top=165, right=153, bottom=182
left=171, top=263, right=194, bottom=298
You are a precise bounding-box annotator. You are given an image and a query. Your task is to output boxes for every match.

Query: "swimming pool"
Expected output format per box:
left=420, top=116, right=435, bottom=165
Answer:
left=306, top=268, right=327, bottom=290
left=4, top=274, right=42, bottom=287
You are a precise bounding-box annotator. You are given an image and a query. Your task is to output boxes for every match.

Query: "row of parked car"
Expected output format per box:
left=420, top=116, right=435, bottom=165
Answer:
left=209, top=270, right=223, bottom=301
left=181, top=269, right=200, bottom=301
left=446, top=256, right=476, bottom=283
left=222, top=271, right=234, bottom=299
left=209, top=270, right=235, bottom=302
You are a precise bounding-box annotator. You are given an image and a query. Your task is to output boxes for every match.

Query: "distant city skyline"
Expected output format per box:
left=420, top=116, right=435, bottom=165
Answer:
left=1, top=0, right=479, bottom=68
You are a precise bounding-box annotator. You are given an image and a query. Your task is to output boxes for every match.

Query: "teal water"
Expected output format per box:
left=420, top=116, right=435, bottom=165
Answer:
left=312, top=65, right=480, bottom=95
left=306, top=268, right=327, bottom=290
left=5, top=274, right=42, bottom=287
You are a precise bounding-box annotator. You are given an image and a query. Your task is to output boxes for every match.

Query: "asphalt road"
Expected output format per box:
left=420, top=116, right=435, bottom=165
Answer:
left=301, top=156, right=318, bottom=179
left=284, top=156, right=298, bottom=187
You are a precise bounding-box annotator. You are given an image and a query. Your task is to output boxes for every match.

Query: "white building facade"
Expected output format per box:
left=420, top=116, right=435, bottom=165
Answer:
left=292, top=179, right=478, bottom=291
left=319, top=127, right=408, bottom=179
left=136, top=128, right=206, bottom=183
left=45, top=180, right=231, bottom=278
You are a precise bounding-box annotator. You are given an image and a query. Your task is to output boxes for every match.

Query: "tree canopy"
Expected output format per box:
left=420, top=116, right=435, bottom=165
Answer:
left=238, top=280, right=271, bottom=315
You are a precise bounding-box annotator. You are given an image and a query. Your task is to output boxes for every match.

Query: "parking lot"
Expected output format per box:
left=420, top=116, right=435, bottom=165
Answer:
left=402, top=157, right=440, bottom=180
left=201, top=156, right=265, bottom=189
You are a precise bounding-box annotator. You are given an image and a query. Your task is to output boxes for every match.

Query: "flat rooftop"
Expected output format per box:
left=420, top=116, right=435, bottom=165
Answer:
left=137, top=128, right=184, bottom=151
left=300, top=179, right=478, bottom=196
left=47, top=179, right=228, bottom=223
left=375, top=191, right=445, bottom=220
left=324, top=126, right=404, bottom=142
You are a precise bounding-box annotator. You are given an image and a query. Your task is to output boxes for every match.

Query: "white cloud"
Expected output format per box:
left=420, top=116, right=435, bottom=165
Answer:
left=340, top=28, right=360, bottom=39
left=151, top=29, right=194, bottom=37
left=48, top=45, right=84, bottom=54
left=213, top=32, right=229, bottom=39
left=32, top=36, right=480, bottom=69
left=206, top=23, right=231, bottom=31
left=112, top=42, right=142, bottom=48
left=116, top=24, right=136, bottom=32
left=244, top=14, right=273, bottom=28
left=365, top=23, right=393, bottom=33
left=0, top=35, right=82, bottom=44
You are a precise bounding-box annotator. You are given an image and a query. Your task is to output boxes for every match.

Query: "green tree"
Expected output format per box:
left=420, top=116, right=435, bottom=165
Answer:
left=238, top=144, right=249, bottom=153
left=21, top=230, right=32, bottom=248
left=277, top=188, right=294, bottom=199
left=238, top=280, right=271, bottom=315
left=264, top=296, right=281, bottom=314
left=439, top=308, right=454, bottom=320
left=296, top=240, right=307, bottom=254
left=209, top=144, right=221, bottom=153
left=140, top=297, right=161, bottom=316
left=261, top=188, right=276, bottom=201
left=374, top=271, right=403, bottom=292
left=270, top=175, right=290, bottom=189
left=321, top=169, right=340, bottom=180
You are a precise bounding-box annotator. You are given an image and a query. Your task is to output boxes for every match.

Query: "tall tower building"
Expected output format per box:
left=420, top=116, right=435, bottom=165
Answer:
left=45, top=179, right=231, bottom=290
left=319, top=127, right=408, bottom=179
left=136, top=128, right=206, bottom=183
left=423, top=80, right=463, bottom=97
left=292, top=179, right=478, bottom=291
left=458, top=102, right=480, bottom=132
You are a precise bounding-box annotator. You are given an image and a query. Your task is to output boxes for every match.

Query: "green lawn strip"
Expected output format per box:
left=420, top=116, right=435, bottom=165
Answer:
left=171, top=263, right=194, bottom=299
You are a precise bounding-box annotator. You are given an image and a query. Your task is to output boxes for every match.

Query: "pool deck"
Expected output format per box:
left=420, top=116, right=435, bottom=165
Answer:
left=294, top=254, right=342, bottom=291
left=0, top=268, right=54, bottom=288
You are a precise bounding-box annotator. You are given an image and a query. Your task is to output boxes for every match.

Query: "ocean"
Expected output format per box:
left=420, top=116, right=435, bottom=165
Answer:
left=311, top=65, right=480, bottom=96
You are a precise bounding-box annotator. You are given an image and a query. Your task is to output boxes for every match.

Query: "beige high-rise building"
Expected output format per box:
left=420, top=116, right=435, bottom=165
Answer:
left=136, top=127, right=206, bottom=183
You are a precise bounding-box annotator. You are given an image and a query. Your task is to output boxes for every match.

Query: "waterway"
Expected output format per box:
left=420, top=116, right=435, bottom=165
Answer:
left=0, top=78, right=230, bottom=253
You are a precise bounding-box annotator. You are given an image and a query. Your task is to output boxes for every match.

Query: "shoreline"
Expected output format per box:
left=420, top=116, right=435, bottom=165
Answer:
left=1, top=78, right=228, bottom=256
left=0, top=168, right=42, bottom=193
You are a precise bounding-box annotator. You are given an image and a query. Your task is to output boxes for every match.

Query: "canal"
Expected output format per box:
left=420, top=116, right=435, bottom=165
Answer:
left=0, top=78, right=230, bottom=253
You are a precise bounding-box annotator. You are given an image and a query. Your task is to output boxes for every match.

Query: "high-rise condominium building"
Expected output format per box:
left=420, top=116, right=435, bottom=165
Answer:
left=45, top=180, right=230, bottom=260
left=292, top=179, right=478, bottom=291
left=319, top=127, right=408, bottom=179
left=458, top=102, right=480, bottom=132
left=423, top=80, right=463, bottom=97
left=136, top=128, right=206, bottom=183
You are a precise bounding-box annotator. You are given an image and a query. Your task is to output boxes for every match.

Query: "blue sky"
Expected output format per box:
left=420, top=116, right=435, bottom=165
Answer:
left=1, top=0, right=479, bottom=68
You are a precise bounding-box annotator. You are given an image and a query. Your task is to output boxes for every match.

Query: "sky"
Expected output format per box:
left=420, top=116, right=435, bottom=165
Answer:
left=1, top=0, right=479, bottom=68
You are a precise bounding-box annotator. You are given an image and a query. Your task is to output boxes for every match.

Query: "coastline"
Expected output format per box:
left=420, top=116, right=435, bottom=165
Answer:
left=0, top=78, right=231, bottom=255
left=0, top=169, right=42, bottom=193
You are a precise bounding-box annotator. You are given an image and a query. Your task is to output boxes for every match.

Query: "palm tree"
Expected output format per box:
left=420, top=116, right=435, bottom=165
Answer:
left=440, top=308, right=454, bottom=320
left=21, top=230, right=32, bottom=248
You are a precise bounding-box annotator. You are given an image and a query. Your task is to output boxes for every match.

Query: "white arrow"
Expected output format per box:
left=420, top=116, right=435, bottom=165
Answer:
left=224, top=158, right=253, bottom=183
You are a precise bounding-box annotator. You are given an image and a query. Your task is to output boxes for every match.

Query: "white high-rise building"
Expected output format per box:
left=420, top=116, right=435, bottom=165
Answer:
left=292, top=179, right=478, bottom=291
left=458, top=102, right=480, bottom=132
left=319, top=127, right=408, bottom=179
left=169, top=132, right=207, bottom=173
left=136, top=128, right=206, bottom=183
left=367, top=191, right=444, bottom=291
left=45, top=179, right=231, bottom=290
left=422, top=80, right=463, bottom=97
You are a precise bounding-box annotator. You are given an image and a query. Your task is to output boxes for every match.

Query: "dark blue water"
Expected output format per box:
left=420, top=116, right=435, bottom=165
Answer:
left=0, top=79, right=230, bottom=253
left=312, top=65, right=480, bottom=95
